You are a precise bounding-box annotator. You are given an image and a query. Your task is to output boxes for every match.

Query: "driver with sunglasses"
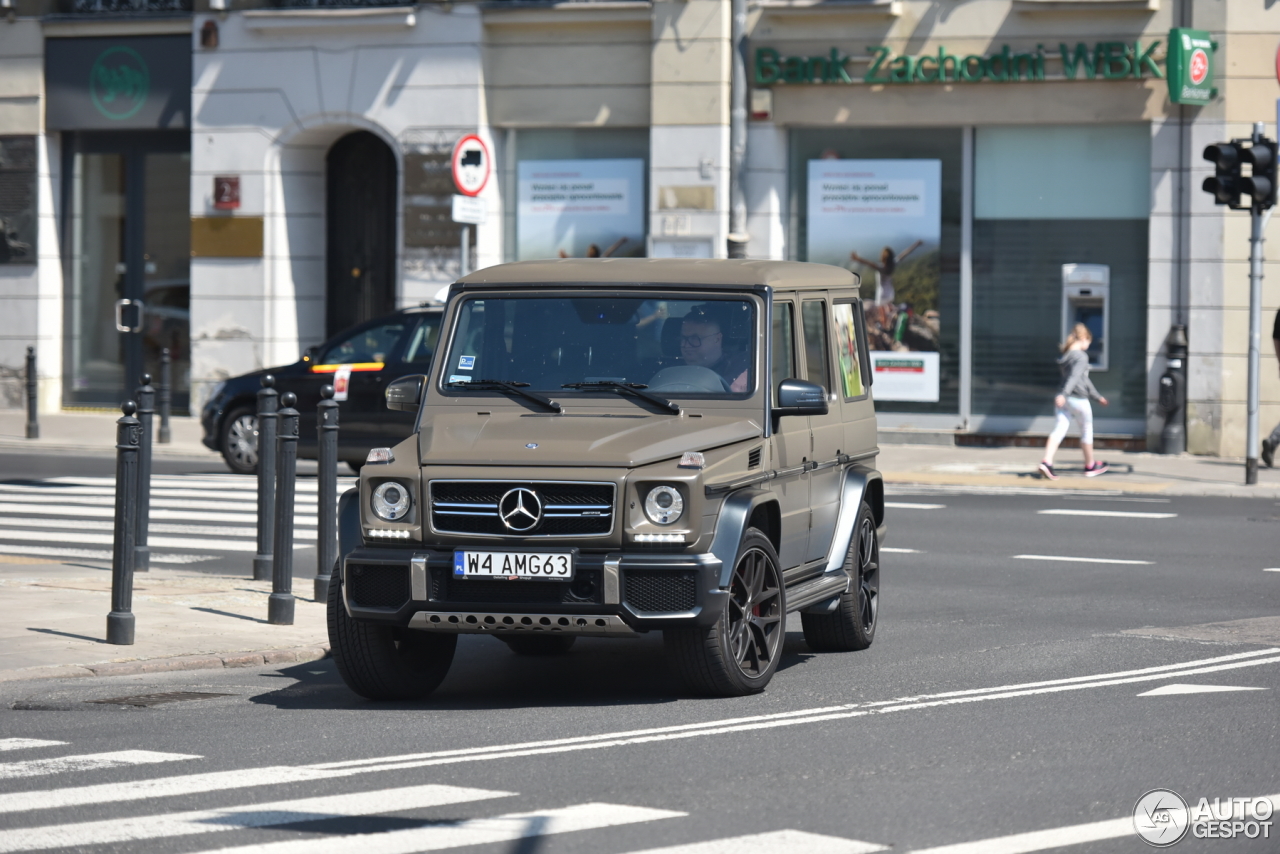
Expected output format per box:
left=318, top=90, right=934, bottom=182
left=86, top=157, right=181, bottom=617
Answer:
left=680, top=305, right=750, bottom=392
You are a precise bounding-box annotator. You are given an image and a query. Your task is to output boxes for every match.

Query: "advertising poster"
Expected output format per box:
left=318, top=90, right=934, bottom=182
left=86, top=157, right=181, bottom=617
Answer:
left=517, top=159, right=645, bottom=260
left=807, top=159, right=942, bottom=402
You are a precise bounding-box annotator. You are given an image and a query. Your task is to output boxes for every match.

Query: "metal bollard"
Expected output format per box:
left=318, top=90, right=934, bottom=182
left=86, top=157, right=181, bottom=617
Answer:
left=315, top=384, right=338, bottom=603
left=269, top=392, right=298, bottom=625
left=253, top=375, right=278, bottom=581
left=134, top=374, right=155, bottom=573
left=107, top=401, right=140, bottom=645
left=25, top=346, right=37, bottom=439
left=158, top=348, right=172, bottom=444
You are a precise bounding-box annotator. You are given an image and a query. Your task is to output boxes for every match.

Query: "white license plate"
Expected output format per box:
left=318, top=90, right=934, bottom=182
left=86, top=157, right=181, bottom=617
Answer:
left=453, top=550, right=574, bottom=580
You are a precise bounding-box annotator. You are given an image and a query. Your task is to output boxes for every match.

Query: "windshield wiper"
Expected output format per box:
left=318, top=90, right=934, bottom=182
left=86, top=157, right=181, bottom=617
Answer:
left=447, top=379, right=562, bottom=412
left=562, top=381, right=680, bottom=414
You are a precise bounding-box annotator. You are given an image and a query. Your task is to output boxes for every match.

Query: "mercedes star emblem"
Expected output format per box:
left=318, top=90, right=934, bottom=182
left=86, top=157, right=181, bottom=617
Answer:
left=499, top=487, right=543, bottom=532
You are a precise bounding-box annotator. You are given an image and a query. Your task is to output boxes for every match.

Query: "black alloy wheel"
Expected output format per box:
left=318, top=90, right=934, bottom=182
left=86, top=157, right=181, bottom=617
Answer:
left=800, top=500, right=879, bottom=652
left=219, top=406, right=259, bottom=475
left=665, top=527, right=785, bottom=696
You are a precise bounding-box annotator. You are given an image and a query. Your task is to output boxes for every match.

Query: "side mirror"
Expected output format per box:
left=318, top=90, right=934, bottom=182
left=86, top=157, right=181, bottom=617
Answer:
left=774, top=378, right=828, bottom=418
left=386, top=375, right=426, bottom=412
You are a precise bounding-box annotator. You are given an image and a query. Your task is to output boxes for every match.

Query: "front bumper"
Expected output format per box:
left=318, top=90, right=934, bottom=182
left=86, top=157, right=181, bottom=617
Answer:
left=341, top=546, right=727, bottom=634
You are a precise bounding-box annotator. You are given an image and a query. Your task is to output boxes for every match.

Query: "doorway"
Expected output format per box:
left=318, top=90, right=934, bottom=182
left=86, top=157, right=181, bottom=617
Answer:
left=326, top=131, right=397, bottom=339
left=63, top=131, right=191, bottom=410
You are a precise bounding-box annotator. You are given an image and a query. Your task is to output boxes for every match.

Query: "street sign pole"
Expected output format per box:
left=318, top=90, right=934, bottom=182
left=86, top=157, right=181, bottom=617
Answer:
left=460, top=225, right=470, bottom=278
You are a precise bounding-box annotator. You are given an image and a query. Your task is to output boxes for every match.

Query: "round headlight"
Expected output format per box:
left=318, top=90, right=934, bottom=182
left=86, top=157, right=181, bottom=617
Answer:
left=644, top=485, right=684, bottom=526
left=372, top=481, right=411, bottom=521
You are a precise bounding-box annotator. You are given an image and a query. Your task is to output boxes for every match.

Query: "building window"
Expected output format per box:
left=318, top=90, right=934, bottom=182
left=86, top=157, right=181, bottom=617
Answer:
left=0, top=137, right=37, bottom=265
left=972, top=124, right=1149, bottom=421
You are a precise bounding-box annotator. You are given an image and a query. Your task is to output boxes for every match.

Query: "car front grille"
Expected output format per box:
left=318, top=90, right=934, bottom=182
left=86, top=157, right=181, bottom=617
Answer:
left=347, top=563, right=410, bottom=608
left=429, top=567, right=604, bottom=606
left=623, top=569, right=698, bottom=613
left=430, top=480, right=615, bottom=537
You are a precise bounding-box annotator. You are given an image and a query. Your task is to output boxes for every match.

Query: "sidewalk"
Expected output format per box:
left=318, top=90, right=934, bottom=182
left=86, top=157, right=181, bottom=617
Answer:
left=0, top=410, right=219, bottom=460
left=878, top=442, right=1280, bottom=498
left=0, top=559, right=328, bottom=683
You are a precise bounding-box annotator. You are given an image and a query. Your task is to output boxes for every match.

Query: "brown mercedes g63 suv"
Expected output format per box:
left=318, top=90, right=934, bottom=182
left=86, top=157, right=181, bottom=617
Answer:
left=328, top=259, right=885, bottom=698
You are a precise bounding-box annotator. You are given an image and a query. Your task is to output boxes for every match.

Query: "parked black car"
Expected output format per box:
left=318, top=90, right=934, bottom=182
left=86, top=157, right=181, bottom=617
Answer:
left=201, top=305, right=443, bottom=474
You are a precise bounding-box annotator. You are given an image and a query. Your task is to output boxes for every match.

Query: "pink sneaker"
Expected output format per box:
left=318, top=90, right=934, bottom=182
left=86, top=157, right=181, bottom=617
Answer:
left=1038, top=461, right=1058, bottom=480
left=1084, top=461, right=1109, bottom=477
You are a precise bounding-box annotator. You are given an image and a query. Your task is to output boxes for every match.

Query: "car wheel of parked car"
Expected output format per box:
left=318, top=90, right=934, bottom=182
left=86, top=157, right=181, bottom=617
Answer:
left=801, top=500, right=878, bottom=652
left=498, top=635, right=576, bottom=655
left=219, top=406, right=259, bottom=475
left=665, top=527, right=784, bottom=696
left=327, top=576, right=457, bottom=700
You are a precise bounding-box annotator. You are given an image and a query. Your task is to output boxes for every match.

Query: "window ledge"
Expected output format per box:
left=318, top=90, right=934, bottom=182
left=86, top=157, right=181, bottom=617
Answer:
left=481, top=1, right=651, bottom=26
left=756, top=0, right=902, bottom=18
left=1013, top=0, right=1157, bottom=12
left=242, top=6, right=416, bottom=32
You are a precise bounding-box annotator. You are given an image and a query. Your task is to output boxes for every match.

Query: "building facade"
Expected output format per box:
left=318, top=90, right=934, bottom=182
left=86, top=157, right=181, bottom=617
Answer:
left=1, top=0, right=1277, bottom=456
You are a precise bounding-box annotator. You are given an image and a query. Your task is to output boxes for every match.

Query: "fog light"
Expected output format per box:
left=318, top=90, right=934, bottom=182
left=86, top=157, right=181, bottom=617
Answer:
left=634, top=533, right=686, bottom=543
left=366, top=528, right=411, bottom=539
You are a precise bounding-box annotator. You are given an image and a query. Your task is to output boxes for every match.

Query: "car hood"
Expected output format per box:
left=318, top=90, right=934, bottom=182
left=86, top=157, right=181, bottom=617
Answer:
left=419, top=409, right=762, bottom=468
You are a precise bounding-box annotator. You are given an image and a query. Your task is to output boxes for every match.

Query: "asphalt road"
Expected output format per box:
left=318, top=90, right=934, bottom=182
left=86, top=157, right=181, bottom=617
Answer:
left=0, top=472, right=1277, bottom=853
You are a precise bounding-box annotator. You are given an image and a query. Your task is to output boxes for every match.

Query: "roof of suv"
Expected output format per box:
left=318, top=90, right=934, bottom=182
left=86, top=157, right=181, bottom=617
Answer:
left=456, top=259, right=858, bottom=291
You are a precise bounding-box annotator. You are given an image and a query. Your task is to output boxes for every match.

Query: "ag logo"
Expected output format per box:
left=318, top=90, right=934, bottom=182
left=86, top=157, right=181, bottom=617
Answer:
left=1133, top=789, right=1190, bottom=847
left=1188, top=47, right=1209, bottom=85
left=90, top=46, right=150, bottom=121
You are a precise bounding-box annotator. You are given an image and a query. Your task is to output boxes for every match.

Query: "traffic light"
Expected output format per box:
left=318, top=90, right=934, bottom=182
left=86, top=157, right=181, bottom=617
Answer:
left=1240, top=138, right=1277, bottom=211
left=1202, top=142, right=1242, bottom=208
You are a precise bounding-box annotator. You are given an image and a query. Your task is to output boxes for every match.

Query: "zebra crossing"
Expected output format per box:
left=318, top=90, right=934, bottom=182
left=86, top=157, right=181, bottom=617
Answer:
left=0, top=474, right=354, bottom=566
left=0, top=737, right=889, bottom=854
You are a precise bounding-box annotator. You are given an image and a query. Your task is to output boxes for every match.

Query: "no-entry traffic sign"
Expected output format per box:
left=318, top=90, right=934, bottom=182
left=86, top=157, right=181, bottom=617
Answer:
left=451, top=134, right=491, bottom=197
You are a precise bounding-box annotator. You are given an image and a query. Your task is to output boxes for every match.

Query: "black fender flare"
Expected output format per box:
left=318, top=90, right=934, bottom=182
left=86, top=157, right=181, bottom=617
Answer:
left=336, top=487, right=361, bottom=582
left=708, top=487, right=779, bottom=589
left=821, top=466, right=885, bottom=578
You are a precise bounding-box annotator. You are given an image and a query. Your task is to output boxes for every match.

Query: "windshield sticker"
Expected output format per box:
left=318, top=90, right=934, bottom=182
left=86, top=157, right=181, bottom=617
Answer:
left=448, top=375, right=471, bottom=384
left=458, top=355, right=476, bottom=371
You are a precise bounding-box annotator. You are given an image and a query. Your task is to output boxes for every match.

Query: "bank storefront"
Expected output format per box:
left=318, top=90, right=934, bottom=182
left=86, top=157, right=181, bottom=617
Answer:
left=745, top=23, right=1194, bottom=442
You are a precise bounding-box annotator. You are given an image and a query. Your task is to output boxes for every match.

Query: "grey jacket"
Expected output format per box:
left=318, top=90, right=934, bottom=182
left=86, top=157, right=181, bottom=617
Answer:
left=1057, top=349, right=1102, bottom=401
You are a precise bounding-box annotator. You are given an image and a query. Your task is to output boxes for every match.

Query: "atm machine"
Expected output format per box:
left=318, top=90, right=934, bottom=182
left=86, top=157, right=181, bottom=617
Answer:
left=1061, top=263, right=1109, bottom=371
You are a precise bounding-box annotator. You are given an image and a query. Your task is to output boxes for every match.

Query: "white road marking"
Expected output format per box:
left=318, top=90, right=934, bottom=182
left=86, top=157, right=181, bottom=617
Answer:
left=1012, top=554, right=1152, bottom=565
left=0, top=544, right=215, bottom=564
left=911, top=792, right=1280, bottom=854
left=205, top=803, right=686, bottom=854
left=1037, top=509, right=1177, bottom=519
left=0, top=492, right=319, bottom=514
left=621, top=829, right=888, bottom=853
left=0, top=739, right=65, bottom=752
left=0, top=784, right=510, bottom=853
left=0, top=517, right=314, bottom=538
left=0, top=750, right=198, bottom=781
left=884, top=502, right=944, bottom=510
left=1137, top=683, right=1267, bottom=696
left=881, top=547, right=920, bottom=554
left=0, top=503, right=317, bottom=527
left=7, top=650, right=1277, bottom=817
left=1264, top=568, right=1280, bottom=573
left=0, top=528, right=258, bottom=552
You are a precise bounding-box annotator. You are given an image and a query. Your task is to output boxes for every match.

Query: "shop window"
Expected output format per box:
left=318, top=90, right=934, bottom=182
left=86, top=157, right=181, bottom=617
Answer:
left=972, top=125, right=1149, bottom=421
left=0, top=137, right=37, bottom=264
left=790, top=128, right=962, bottom=415
left=511, top=128, right=649, bottom=261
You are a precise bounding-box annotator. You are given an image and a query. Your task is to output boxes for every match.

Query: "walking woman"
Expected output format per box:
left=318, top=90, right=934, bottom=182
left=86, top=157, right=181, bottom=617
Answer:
left=1039, top=324, right=1109, bottom=480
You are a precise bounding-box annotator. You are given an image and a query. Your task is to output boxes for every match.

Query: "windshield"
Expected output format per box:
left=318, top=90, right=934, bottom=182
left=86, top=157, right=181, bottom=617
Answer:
left=440, top=295, right=757, bottom=397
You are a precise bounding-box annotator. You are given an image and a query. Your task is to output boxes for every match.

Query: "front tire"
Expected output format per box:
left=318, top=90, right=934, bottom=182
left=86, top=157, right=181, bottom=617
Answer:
left=219, top=406, right=259, bottom=475
left=665, top=528, right=785, bottom=696
left=498, top=635, right=576, bottom=655
left=801, top=500, right=879, bottom=652
left=327, top=576, right=456, bottom=700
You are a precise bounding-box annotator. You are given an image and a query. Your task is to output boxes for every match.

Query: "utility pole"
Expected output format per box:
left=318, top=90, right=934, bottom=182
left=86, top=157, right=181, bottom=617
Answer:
left=726, top=0, right=748, bottom=259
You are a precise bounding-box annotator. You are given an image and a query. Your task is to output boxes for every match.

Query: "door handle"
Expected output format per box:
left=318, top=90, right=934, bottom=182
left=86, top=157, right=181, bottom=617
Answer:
left=114, top=299, right=144, bottom=333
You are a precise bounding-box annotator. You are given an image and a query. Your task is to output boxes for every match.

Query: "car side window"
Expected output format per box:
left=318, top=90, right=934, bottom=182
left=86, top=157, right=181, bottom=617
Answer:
left=318, top=321, right=407, bottom=366
left=402, top=315, right=441, bottom=365
left=772, top=301, right=796, bottom=405
left=801, top=300, right=831, bottom=393
left=831, top=302, right=866, bottom=400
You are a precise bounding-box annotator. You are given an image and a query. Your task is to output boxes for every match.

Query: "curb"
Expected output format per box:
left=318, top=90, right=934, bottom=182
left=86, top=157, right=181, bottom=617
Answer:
left=0, top=644, right=330, bottom=683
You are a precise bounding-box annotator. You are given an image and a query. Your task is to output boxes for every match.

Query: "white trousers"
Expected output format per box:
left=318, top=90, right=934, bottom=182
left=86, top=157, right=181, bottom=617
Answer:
left=1050, top=396, right=1093, bottom=445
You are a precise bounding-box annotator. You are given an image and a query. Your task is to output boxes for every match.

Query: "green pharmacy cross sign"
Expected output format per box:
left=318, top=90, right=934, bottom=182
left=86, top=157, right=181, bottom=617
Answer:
left=1166, top=28, right=1216, bottom=105
left=90, top=46, right=150, bottom=121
